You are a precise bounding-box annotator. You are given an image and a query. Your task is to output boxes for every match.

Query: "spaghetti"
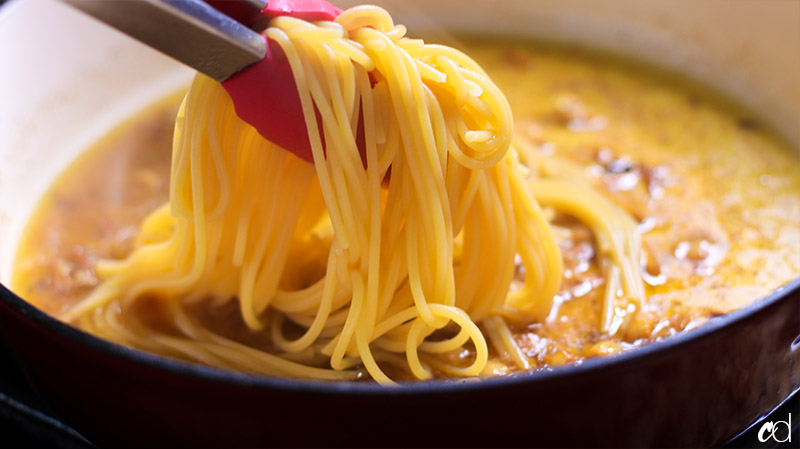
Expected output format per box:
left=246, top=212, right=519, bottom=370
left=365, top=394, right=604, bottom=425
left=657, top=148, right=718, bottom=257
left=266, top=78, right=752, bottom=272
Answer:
left=65, top=6, right=642, bottom=384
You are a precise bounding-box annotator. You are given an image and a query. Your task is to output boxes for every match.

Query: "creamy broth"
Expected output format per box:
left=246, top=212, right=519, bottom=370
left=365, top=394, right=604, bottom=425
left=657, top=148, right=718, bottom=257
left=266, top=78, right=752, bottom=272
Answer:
left=13, top=41, right=800, bottom=377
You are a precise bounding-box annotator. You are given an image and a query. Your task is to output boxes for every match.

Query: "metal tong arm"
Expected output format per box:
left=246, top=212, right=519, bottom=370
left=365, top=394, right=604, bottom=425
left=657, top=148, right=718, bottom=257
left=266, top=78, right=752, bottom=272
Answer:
left=62, top=0, right=267, bottom=81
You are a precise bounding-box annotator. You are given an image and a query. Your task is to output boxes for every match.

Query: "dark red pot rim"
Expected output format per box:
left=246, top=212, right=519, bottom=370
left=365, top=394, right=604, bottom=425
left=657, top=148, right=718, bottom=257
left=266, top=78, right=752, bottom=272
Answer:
left=1, top=276, right=798, bottom=396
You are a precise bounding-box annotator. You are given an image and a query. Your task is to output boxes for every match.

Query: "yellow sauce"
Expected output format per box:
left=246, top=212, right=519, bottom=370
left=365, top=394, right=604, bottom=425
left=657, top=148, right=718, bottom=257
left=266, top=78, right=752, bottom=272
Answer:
left=13, top=41, right=800, bottom=376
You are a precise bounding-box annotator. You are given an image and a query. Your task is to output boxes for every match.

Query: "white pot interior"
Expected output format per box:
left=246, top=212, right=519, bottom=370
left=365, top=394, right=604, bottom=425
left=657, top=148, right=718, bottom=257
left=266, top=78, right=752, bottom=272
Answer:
left=1, top=0, right=798, bottom=289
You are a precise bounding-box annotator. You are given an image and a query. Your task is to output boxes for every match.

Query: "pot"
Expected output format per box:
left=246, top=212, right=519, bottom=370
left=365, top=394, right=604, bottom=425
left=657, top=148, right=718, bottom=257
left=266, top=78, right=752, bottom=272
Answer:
left=0, top=0, right=798, bottom=447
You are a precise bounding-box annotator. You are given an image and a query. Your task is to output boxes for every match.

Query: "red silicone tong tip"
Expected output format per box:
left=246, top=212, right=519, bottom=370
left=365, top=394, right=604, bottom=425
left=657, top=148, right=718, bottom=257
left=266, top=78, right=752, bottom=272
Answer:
left=263, top=0, right=342, bottom=22
left=220, top=0, right=343, bottom=163
left=222, top=36, right=315, bottom=162
left=208, top=0, right=341, bottom=26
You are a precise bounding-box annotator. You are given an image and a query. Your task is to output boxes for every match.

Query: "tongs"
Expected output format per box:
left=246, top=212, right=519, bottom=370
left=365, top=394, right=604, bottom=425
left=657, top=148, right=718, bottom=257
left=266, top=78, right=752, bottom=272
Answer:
left=62, top=0, right=343, bottom=162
